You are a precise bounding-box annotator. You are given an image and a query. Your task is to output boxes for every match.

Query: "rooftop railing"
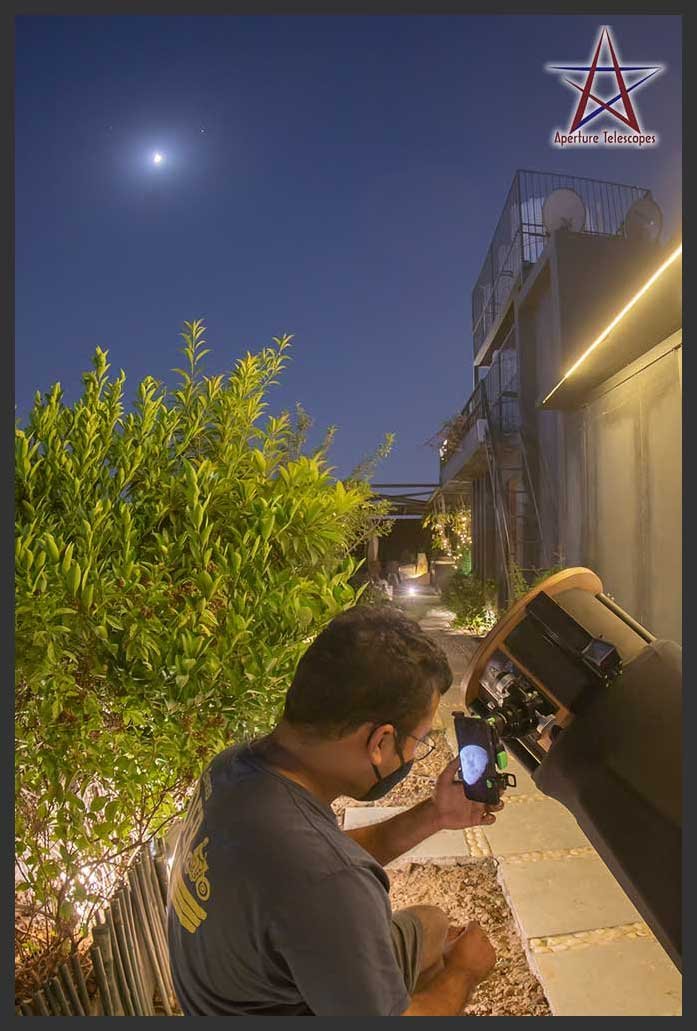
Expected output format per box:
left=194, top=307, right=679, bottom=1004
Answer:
left=471, top=170, right=652, bottom=358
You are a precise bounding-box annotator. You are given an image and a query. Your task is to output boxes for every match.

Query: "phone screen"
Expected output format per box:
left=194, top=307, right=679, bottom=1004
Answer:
left=453, top=716, right=498, bottom=804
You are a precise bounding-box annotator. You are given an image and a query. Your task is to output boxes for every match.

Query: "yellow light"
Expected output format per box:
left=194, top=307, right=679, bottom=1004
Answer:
left=542, top=243, right=682, bottom=406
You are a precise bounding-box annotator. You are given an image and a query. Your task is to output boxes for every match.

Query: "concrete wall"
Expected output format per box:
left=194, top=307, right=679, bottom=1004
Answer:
left=562, top=336, right=682, bottom=642
left=516, top=263, right=563, bottom=570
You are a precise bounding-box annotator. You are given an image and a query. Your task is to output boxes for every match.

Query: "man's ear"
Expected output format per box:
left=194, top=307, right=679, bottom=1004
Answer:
left=365, top=723, right=395, bottom=766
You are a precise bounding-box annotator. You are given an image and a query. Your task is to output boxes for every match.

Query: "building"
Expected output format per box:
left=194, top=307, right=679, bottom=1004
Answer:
left=436, top=169, right=682, bottom=641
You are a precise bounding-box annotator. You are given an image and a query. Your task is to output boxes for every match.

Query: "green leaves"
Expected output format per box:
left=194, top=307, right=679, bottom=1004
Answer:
left=66, top=561, right=81, bottom=598
left=15, top=318, right=393, bottom=954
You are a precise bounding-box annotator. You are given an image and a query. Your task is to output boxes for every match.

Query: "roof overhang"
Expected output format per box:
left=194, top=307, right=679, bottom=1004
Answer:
left=539, top=242, right=682, bottom=410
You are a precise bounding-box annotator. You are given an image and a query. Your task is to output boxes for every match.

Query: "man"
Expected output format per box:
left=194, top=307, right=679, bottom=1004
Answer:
left=167, top=605, right=500, bottom=1016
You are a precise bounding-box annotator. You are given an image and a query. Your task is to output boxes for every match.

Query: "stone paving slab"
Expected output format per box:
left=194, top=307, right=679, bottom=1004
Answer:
left=497, top=853, right=642, bottom=940
left=529, top=936, right=681, bottom=1016
left=342, top=805, right=471, bottom=866
left=483, top=795, right=591, bottom=857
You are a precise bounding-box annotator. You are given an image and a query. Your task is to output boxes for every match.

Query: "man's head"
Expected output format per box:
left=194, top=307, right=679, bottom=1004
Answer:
left=281, top=605, right=453, bottom=801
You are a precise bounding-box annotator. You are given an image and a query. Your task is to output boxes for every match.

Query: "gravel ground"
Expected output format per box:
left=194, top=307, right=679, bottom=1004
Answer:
left=389, top=863, right=551, bottom=1017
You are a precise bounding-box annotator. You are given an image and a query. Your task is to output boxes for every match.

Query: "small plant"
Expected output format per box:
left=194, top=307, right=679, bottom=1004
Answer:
left=508, top=560, right=529, bottom=602
left=508, top=560, right=566, bottom=602
left=441, top=571, right=498, bottom=635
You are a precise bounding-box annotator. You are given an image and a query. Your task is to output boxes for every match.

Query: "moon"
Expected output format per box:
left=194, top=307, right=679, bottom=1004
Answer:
left=460, top=744, right=489, bottom=785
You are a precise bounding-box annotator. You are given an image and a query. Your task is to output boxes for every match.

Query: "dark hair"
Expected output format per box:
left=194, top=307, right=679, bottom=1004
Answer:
left=283, top=605, right=452, bottom=738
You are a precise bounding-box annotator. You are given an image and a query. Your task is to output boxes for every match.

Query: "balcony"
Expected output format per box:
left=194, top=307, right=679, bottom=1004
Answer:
left=439, top=346, right=519, bottom=484
left=471, top=170, right=652, bottom=365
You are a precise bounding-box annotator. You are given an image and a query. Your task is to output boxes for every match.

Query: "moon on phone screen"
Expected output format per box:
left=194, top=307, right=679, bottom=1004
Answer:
left=460, top=744, right=488, bottom=785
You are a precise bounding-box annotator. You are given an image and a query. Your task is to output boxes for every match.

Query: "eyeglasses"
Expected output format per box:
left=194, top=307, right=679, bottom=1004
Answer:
left=400, top=731, right=437, bottom=763
left=372, top=723, right=437, bottom=763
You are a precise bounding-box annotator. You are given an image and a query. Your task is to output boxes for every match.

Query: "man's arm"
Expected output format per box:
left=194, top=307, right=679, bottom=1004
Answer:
left=344, top=757, right=499, bottom=866
left=344, top=798, right=443, bottom=867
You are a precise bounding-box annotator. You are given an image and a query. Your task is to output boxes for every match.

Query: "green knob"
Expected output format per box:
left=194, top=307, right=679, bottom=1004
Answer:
left=486, top=778, right=494, bottom=788
left=496, top=750, right=508, bottom=770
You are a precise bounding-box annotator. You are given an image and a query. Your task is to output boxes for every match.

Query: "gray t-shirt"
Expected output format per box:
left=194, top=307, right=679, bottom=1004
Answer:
left=166, top=743, right=410, bottom=1016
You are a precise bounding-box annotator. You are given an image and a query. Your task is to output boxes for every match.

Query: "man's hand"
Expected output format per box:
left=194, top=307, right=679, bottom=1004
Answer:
left=431, top=757, right=504, bottom=830
left=402, top=922, right=496, bottom=1016
left=444, top=921, right=496, bottom=984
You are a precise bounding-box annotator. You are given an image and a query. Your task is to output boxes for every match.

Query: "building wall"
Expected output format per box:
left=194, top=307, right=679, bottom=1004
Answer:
left=472, top=477, right=497, bottom=583
left=461, top=230, right=680, bottom=637
left=516, top=265, right=563, bottom=570
left=562, top=334, right=682, bottom=642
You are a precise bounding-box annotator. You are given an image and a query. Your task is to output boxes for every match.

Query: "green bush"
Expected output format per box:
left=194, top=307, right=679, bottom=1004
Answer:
left=441, top=571, right=498, bottom=635
left=15, top=321, right=391, bottom=954
left=509, top=560, right=566, bottom=602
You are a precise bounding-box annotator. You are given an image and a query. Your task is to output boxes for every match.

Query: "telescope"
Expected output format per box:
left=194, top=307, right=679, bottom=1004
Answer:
left=461, top=568, right=681, bottom=970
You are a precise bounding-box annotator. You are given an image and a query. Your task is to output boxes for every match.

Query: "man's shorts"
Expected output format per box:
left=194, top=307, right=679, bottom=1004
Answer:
left=391, top=910, right=424, bottom=996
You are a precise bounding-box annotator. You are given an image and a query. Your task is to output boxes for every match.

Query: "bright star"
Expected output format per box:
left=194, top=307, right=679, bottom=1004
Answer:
left=152, top=152, right=164, bottom=165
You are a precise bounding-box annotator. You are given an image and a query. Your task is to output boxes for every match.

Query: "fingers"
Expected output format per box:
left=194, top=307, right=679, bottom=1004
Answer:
left=440, top=757, right=463, bottom=783
left=481, top=799, right=504, bottom=825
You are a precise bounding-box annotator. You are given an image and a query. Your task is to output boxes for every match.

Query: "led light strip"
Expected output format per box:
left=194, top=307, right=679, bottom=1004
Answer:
left=542, top=243, right=682, bottom=406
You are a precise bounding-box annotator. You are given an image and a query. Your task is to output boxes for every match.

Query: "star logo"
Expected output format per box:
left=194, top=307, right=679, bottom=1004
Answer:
left=547, top=26, right=663, bottom=137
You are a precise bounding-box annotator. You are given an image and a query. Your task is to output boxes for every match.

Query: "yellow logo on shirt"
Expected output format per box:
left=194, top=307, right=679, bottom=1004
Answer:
left=185, top=836, right=211, bottom=901
left=169, top=782, right=212, bottom=933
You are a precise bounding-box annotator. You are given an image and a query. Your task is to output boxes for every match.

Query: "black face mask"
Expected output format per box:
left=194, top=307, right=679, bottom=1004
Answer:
left=359, top=735, right=414, bottom=802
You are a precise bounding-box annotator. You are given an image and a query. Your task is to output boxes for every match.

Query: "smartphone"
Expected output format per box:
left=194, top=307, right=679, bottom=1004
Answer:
left=452, top=711, right=515, bottom=805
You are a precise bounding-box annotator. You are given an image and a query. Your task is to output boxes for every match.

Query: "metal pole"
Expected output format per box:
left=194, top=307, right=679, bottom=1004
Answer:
left=597, top=592, right=656, bottom=643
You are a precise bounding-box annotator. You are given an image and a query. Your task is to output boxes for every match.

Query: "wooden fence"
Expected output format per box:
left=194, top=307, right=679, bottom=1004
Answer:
left=17, top=837, right=179, bottom=1017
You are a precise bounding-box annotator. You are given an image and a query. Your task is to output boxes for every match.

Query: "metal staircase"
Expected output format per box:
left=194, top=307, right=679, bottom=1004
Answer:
left=479, top=372, right=544, bottom=604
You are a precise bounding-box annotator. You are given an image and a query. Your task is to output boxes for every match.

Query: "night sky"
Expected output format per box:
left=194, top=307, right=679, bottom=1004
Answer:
left=15, top=15, right=681, bottom=483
